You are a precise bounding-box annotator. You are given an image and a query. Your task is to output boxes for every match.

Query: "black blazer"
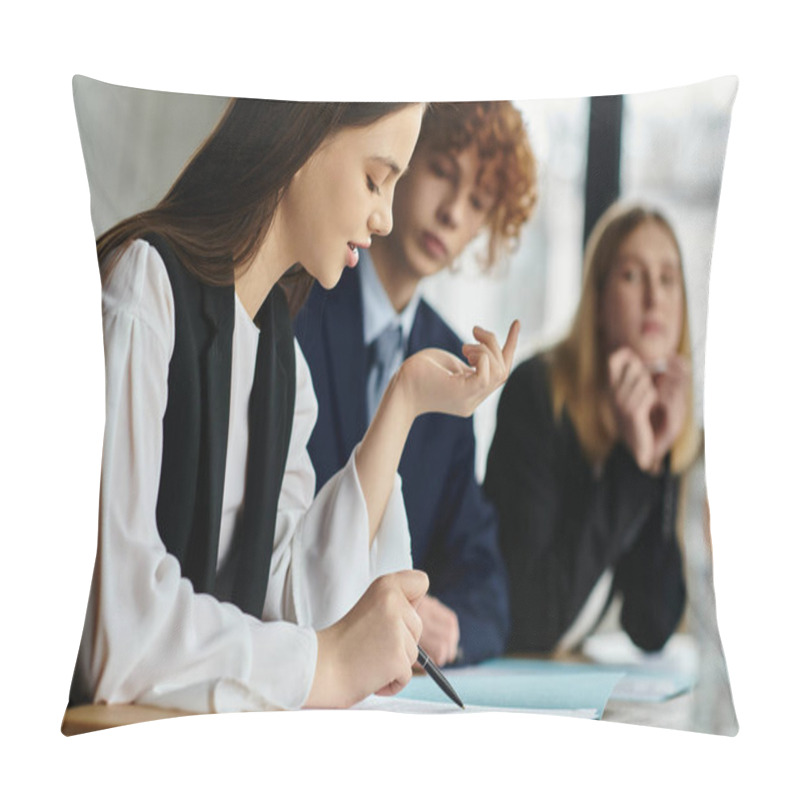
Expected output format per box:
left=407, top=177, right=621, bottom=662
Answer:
left=484, top=354, right=685, bottom=654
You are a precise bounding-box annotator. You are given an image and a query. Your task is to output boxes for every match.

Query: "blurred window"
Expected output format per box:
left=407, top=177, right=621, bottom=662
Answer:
left=421, top=98, right=590, bottom=477
left=621, top=81, right=735, bottom=423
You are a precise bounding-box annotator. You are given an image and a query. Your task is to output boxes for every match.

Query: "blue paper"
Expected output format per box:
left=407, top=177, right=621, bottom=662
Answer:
left=456, top=657, right=695, bottom=703
left=399, top=666, right=625, bottom=716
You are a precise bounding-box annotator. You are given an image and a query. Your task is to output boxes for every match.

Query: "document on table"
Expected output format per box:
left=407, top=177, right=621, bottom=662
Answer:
left=373, top=669, right=626, bottom=719
left=352, top=695, right=598, bottom=718
left=483, top=661, right=694, bottom=703
left=464, top=636, right=697, bottom=704
left=350, top=633, right=698, bottom=716
left=581, top=632, right=699, bottom=701
left=609, top=674, right=694, bottom=702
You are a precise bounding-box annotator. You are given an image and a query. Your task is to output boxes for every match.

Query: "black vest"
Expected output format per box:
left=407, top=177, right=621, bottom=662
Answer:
left=147, top=234, right=296, bottom=618
left=69, top=236, right=295, bottom=708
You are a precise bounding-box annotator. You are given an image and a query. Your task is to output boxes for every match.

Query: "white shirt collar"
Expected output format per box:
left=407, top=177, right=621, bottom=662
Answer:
left=358, top=248, right=421, bottom=346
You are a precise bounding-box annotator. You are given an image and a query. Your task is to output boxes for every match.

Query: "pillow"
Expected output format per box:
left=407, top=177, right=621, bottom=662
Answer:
left=65, top=74, right=738, bottom=736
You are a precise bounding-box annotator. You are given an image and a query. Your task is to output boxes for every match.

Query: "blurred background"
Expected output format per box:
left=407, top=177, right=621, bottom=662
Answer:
left=73, top=75, right=738, bottom=733
left=73, top=76, right=735, bottom=478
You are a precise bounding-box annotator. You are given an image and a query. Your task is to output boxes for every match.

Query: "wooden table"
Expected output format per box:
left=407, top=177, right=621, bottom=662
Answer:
left=62, top=703, right=195, bottom=736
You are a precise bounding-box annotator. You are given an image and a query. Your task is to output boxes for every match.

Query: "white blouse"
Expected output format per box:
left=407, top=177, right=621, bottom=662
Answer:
left=76, top=239, right=412, bottom=713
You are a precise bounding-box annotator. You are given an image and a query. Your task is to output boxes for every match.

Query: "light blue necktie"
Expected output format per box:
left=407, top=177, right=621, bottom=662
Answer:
left=366, top=323, right=404, bottom=423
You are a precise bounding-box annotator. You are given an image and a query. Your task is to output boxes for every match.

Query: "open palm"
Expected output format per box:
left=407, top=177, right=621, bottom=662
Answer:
left=400, top=321, right=519, bottom=418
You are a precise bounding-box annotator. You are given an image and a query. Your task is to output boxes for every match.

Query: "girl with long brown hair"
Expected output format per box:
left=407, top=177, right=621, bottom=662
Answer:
left=71, top=96, right=518, bottom=713
left=485, top=202, right=699, bottom=655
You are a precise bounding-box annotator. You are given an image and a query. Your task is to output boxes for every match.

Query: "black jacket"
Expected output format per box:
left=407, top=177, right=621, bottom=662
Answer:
left=484, top=355, right=685, bottom=654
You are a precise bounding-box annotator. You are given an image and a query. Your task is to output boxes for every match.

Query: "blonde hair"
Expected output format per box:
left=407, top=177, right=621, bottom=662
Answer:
left=548, top=202, right=701, bottom=473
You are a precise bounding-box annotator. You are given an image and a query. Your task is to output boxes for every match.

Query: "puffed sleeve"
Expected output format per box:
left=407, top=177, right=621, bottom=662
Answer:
left=76, top=241, right=317, bottom=714
left=263, top=340, right=413, bottom=630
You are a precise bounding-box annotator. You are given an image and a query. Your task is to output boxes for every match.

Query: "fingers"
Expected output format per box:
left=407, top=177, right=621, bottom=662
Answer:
left=606, top=348, right=658, bottom=471
left=375, top=676, right=411, bottom=697
left=651, top=355, right=690, bottom=457
left=617, top=360, right=655, bottom=410
left=364, top=573, right=425, bottom=697
left=612, top=349, right=689, bottom=397
left=460, top=344, right=483, bottom=371
left=421, top=349, right=474, bottom=377
left=468, top=321, right=519, bottom=375
left=609, top=349, right=656, bottom=411
left=385, top=571, right=427, bottom=658
left=395, top=568, right=429, bottom=604
left=627, top=368, right=657, bottom=411
left=608, top=346, right=639, bottom=387
left=462, top=343, right=490, bottom=378
left=472, top=325, right=504, bottom=366
left=652, top=355, right=690, bottom=412
left=418, top=595, right=460, bottom=665
left=407, top=321, right=518, bottom=420
left=474, top=350, right=491, bottom=391
left=460, top=320, right=519, bottom=394
left=310, top=572, right=429, bottom=708
left=382, top=603, right=422, bottom=697
left=401, top=596, right=424, bottom=644
left=374, top=634, right=416, bottom=697
left=501, top=320, right=520, bottom=370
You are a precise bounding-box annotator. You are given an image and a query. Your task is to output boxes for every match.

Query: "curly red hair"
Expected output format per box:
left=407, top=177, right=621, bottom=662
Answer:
left=417, top=101, right=538, bottom=269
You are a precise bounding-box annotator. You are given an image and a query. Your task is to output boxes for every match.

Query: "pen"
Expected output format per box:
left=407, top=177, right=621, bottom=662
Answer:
left=417, top=645, right=465, bottom=709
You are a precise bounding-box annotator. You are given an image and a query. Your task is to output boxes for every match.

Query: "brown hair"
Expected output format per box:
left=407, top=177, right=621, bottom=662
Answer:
left=416, top=101, right=538, bottom=268
left=97, top=99, right=420, bottom=314
left=548, top=202, right=701, bottom=473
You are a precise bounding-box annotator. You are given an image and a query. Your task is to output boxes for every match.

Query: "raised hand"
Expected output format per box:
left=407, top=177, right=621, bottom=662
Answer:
left=417, top=594, right=460, bottom=667
left=608, top=347, right=659, bottom=472
left=355, top=321, right=519, bottom=545
left=650, top=354, right=691, bottom=466
left=397, top=321, right=520, bottom=419
left=305, top=570, right=429, bottom=709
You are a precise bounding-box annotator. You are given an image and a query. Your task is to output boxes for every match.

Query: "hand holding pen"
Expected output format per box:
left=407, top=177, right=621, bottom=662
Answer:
left=305, top=570, right=464, bottom=710
left=306, top=570, right=429, bottom=709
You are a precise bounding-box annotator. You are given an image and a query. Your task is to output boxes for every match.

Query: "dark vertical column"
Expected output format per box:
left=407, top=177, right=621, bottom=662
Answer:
left=583, top=94, right=624, bottom=247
